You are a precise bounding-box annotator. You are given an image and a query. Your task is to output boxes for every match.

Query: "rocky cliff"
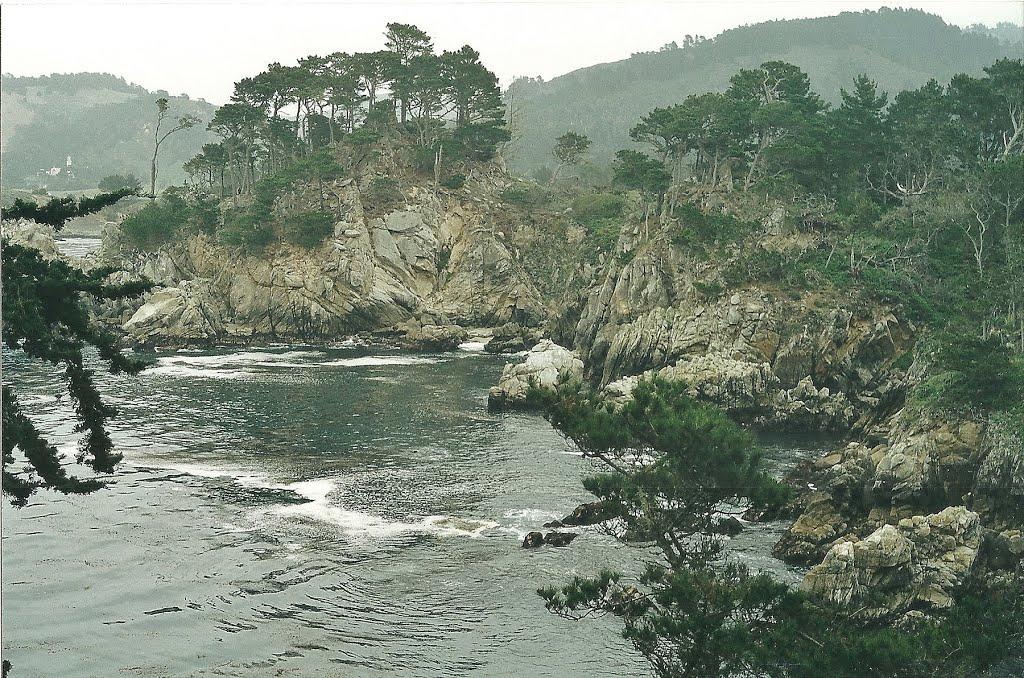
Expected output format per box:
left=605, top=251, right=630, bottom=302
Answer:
left=100, top=166, right=553, bottom=347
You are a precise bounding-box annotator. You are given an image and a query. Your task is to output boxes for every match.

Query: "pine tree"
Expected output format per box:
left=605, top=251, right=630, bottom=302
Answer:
left=2, top=191, right=151, bottom=506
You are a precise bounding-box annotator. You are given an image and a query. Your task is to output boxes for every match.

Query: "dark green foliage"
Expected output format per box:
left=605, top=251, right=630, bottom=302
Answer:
left=572, top=193, right=624, bottom=223
left=501, top=183, right=550, bottom=206
left=217, top=209, right=275, bottom=251
left=282, top=211, right=333, bottom=248
left=119, top=190, right=189, bottom=250
left=451, top=121, right=511, bottom=162
left=193, top=23, right=508, bottom=200
left=572, top=193, right=625, bottom=257
left=2, top=189, right=137, bottom=229
left=537, top=377, right=1024, bottom=677
left=364, top=176, right=403, bottom=212
left=440, top=173, right=466, bottom=189
left=507, top=9, right=1016, bottom=175
left=913, top=332, right=1024, bottom=416
left=612, top=150, right=671, bottom=205
left=541, top=561, right=806, bottom=678
left=540, top=378, right=789, bottom=568
left=670, top=203, right=759, bottom=253
left=98, top=173, right=143, bottom=194
left=2, top=190, right=150, bottom=506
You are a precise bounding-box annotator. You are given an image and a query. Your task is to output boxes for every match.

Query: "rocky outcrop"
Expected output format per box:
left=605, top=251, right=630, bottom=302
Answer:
left=546, top=500, right=621, bottom=528
left=487, top=340, right=584, bottom=408
left=871, top=414, right=984, bottom=512
left=564, top=231, right=913, bottom=430
left=103, top=173, right=548, bottom=346
left=802, top=506, right=983, bottom=617
left=3, top=220, right=61, bottom=259
left=775, top=406, right=1024, bottom=581
left=772, top=493, right=853, bottom=565
left=393, top=316, right=469, bottom=351
left=484, top=322, right=542, bottom=354
left=521, top=531, right=579, bottom=548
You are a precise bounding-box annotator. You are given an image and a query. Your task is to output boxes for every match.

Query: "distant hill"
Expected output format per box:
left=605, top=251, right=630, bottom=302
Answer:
left=1, top=72, right=216, bottom=191
left=507, top=8, right=1023, bottom=177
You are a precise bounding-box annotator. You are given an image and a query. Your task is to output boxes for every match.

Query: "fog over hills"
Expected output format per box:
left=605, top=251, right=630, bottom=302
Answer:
left=1, top=9, right=1020, bottom=189
left=506, top=8, right=1023, bottom=176
left=1, top=72, right=215, bottom=190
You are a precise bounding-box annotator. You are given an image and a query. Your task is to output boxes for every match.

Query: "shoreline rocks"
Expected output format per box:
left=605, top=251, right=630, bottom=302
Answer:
left=487, top=340, right=584, bottom=409
left=802, top=506, right=983, bottom=617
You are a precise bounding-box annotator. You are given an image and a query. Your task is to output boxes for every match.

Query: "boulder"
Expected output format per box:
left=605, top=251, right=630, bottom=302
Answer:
left=3, top=220, right=60, bottom=259
left=399, top=323, right=469, bottom=351
left=124, top=281, right=223, bottom=344
left=713, top=516, right=745, bottom=536
left=487, top=340, right=584, bottom=408
left=657, top=353, right=777, bottom=415
left=522, top=531, right=544, bottom=548
left=558, top=500, right=621, bottom=527
left=872, top=414, right=982, bottom=509
left=544, top=532, right=579, bottom=547
left=773, top=494, right=851, bottom=565
left=484, top=322, right=541, bottom=354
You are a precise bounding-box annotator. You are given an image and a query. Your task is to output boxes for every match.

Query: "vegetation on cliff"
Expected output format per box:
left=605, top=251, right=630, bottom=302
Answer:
left=116, top=22, right=510, bottom=257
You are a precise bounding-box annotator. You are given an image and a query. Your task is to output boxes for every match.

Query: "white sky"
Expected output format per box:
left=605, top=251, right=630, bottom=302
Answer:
left=2, top=1, right=1022, bottom=105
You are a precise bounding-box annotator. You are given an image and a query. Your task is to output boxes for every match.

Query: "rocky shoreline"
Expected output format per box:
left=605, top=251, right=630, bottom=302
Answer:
left=14, top=156, right=1020, bottom=625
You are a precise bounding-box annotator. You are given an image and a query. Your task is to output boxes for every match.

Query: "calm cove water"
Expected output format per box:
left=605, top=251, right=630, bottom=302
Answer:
left=2, top=239, right=823, bottom=676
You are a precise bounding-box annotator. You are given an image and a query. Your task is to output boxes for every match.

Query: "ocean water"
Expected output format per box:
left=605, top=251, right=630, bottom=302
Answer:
left=2, top=257, right=825, bottom=676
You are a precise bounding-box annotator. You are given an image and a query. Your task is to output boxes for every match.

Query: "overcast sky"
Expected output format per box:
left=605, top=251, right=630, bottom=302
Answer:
left=2, top=1, right=1022, bottom=104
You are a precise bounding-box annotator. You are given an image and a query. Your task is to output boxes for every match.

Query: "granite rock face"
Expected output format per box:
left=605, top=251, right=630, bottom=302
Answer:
left=802, top=507, right=983, bottom=617
left=562, top=234, right=912, bottom=430
left=773, top=402, right=1024, bottom=565
left=105, top=174, right=547, bottom=346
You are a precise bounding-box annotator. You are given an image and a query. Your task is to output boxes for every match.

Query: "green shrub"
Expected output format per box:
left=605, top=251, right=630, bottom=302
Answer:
left=120, top=192, right=189, bottom=250
left=441, top=173, right=466, bottom=190
left=282, top=211, right=333, bottom=249
left=572, top=193, right=624, bottom=224
left=254, top=151, right=345, bottom=214
left=583, top=219, right=622, bottom=259
left=694, top=280, right=724, bottom=299
left=191, top=195, right=221, bottom=235
left=501, top=183, right=550, bottom=206
left=913, top=332, right=1024, bottom=415
left=217, top=209, right=275, bottom=251
left=671, top=202, right=759, bottom=253
left=98, top=173, right=142, bottom=194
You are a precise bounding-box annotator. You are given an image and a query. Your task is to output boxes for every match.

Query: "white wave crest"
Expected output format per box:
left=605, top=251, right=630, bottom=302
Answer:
left=318, top=356, right=440, bottom=367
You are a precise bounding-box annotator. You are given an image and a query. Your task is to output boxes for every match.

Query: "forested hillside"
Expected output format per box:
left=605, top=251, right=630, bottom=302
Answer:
left=1, top=73, right=215, bottom=190
left=507, top=8, right=1022, bottom=177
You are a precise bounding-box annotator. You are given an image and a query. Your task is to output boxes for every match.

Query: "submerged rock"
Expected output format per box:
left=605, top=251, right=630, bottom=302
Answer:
left=543, top=532, right=579, bottom=547
left=522, top=531, right=544, bottom=548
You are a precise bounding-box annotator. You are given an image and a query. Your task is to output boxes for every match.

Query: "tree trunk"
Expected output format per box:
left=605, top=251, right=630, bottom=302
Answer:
left=150, top=143, right=160, bottom=199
